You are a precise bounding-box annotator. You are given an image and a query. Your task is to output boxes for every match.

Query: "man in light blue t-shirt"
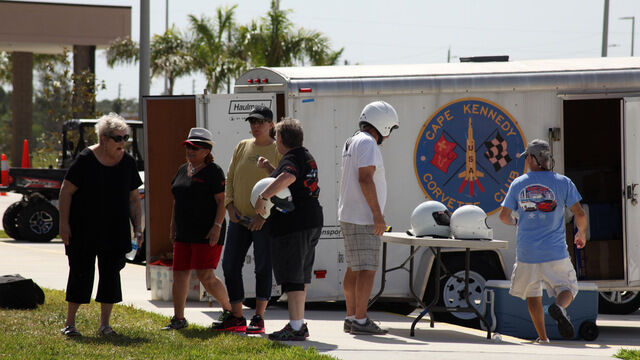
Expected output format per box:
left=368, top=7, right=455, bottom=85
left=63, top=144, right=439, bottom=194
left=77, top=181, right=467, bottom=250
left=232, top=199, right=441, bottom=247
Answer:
left=499, top=139, right=587, bottom=343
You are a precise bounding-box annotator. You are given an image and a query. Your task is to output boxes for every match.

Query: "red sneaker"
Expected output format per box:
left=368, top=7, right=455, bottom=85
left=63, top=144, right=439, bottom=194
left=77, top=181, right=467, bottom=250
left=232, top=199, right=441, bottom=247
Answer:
left=246, top=314, right=265, bottom=334
left=211, top=310, right=247, bottom=332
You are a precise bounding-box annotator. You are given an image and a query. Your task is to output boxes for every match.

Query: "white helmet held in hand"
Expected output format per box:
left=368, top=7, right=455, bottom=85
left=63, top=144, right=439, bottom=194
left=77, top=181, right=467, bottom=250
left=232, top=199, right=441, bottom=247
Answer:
left=250, top=178, right=294, bottom=218
left=359, top=101, right=399, bottom=137
left=407, top=201, right=451, bottom=238
left=450, top=205, right=493, bottom=240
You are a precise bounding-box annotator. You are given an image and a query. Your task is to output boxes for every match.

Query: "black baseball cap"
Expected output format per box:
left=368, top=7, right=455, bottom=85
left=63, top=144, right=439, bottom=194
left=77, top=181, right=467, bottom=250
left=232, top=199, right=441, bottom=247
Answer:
left=246, top=105, right=273, bottom=122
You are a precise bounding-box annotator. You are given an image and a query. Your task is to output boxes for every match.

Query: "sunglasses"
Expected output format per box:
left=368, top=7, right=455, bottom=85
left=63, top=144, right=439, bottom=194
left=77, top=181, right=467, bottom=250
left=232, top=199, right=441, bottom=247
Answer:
left=248, top=118, right=269, bottom=125
left=108, top=134, right=129, bottom=142
left=185, top=143, right=204, bottom=150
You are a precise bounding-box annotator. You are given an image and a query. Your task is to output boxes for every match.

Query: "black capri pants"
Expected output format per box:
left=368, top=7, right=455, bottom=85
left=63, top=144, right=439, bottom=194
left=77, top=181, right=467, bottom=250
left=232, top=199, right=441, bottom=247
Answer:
left=271, top=227, right=321, bottom=288
left=65, top=250, right=126, bottom=304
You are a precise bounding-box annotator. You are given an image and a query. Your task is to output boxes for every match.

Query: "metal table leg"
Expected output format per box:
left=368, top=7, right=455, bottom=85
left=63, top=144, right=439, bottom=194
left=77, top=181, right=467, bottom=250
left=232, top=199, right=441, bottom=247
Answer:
left=370, top=243, right=424, bottom=308
left=368, top=242, right=387, bottom=308
left=411, top=247, right=440, bottom=336
left=463, top=247, right=492, bottom=339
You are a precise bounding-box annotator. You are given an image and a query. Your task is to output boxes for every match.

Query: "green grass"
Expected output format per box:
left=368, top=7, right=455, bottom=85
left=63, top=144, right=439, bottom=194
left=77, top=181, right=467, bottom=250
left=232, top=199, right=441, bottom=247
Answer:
left=616, top=349, right=640, bottom=360
left=0, top=288, right=336, bottom=360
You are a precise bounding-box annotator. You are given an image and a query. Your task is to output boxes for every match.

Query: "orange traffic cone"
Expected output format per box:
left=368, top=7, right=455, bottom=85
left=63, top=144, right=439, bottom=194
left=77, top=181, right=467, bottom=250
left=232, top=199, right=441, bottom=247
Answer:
left=0, top=153, right=7, bottom=196
left=21, top=139, right=30, bottom=168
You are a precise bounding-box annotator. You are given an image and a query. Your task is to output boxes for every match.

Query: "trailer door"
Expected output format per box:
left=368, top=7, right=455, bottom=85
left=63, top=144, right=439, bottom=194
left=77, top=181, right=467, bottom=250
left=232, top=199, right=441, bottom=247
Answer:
left=624, top=97, right=640, bottom=287
left=197, top=93, right=277, bottom=173
left=196, top=93, right=280, bottom=299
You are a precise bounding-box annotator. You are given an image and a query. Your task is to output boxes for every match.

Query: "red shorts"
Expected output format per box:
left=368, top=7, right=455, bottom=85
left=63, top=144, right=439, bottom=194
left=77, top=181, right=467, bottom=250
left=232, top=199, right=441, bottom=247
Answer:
left=172, top=242, right=223, bottom=271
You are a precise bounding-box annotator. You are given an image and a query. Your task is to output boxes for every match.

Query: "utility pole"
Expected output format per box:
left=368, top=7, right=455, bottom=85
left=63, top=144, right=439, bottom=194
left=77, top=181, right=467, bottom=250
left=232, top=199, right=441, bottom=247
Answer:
left=164, top=0, right=169, bottom=95
left=620, top=16, right=635, bottom=56
left=227, top=27, right=231, bottom=94
left=602, top=0, right=609, bottom=57
left=139, top=0, right=150, bottom=120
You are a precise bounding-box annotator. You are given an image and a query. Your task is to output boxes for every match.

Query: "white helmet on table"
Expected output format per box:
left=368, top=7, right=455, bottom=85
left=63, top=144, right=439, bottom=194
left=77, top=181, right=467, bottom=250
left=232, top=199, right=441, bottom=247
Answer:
left=250, top=178, right=294, bottom=218
left=450, top=205, right=493, bottom=240
left=359, top=101, right=399, bottom=137
left=407, top=201, right=451, bottom=238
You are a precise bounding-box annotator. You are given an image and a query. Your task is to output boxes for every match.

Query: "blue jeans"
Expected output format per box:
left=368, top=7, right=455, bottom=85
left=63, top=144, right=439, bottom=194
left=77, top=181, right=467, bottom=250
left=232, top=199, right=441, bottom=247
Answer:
left=222, top=221, right=273, bottom=303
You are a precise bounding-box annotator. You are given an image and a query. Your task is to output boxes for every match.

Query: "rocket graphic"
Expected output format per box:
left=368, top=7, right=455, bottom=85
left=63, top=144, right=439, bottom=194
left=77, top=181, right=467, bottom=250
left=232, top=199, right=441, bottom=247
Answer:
left=457, top=117, right=485, bottom=196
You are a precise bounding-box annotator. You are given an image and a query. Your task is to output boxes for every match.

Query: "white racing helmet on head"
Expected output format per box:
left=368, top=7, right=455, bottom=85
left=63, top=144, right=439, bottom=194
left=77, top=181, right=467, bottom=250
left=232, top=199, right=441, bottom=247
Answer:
left=359, top=101, right=399, bottom=138
left=407, top=201, right=451, bottom=238
left=450, top=205, right=493, bottom=240
left=250, top=178, right=294, bottom=218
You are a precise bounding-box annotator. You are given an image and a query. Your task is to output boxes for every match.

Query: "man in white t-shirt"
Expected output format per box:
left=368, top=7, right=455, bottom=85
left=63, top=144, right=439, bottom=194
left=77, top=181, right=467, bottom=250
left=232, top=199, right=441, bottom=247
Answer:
left=338, top=101, right=399, bottom=335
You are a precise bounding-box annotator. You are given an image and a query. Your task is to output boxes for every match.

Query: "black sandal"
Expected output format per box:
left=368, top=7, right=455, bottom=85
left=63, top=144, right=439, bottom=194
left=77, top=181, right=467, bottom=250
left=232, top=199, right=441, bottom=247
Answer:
left=60, top=325, right=82, bottom=337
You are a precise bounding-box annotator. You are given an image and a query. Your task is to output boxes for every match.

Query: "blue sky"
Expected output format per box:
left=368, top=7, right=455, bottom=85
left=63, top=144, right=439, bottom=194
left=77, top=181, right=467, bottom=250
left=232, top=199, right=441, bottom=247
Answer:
left=16, top=0, right=640, bottom=100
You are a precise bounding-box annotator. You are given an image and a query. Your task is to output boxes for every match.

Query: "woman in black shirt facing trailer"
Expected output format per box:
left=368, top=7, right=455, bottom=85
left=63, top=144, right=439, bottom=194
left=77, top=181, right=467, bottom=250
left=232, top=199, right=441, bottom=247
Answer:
left=255, top=118, right=323, bottom=341
left=59, top=113, right=143, bottom=337
left=162, top=128, right=235, bottom=331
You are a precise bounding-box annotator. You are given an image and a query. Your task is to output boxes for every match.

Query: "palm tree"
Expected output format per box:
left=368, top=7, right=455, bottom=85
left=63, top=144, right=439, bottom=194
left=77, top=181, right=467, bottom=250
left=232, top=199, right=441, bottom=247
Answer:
left=106, top=28, right=193, bottom=95
left=151, top=27, right=193, bottom=95
left=106, top=37, right=139, bottom=67
left=239, top=0, right=343, bottom=68
left=0, top=52, right=11, bottom=85
left=300, top=29, right=343, bottom=66
left=188, top=5, right=242, bottom=94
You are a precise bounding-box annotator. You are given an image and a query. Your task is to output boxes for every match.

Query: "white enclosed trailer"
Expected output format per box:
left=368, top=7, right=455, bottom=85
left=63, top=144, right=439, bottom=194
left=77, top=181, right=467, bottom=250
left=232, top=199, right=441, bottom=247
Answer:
left=148, top=57, right=640, bottom=326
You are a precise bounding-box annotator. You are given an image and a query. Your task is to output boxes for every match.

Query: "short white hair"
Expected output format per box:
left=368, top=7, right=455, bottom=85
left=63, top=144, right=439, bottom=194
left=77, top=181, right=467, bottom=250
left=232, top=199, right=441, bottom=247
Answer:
left=95, top=112, right=129, bottom=138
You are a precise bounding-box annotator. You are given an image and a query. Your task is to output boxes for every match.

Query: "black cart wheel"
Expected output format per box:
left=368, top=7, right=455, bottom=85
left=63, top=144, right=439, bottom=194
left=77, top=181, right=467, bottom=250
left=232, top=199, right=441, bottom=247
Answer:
left=579, top=320, right=599, bottom=341
left=2, top=201, right=23, bottom=239
left=17, top=201, right=59, bottom=242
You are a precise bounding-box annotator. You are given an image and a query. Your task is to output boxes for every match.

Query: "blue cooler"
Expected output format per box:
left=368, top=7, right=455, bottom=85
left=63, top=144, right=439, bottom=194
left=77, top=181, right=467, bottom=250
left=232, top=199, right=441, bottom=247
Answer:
left=482, top=280, right=599, bottom=341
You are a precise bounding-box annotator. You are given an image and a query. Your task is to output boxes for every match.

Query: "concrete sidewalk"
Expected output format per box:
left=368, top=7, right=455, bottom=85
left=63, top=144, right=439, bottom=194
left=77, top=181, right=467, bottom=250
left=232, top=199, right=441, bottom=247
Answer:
left=2, top=238, right=639, bottom=360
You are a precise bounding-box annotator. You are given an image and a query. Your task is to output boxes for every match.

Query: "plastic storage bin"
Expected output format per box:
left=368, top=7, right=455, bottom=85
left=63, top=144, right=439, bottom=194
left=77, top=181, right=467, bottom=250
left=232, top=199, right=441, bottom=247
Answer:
left=483, top=280, right=599, bottom=341
left=150, top=265, right=201, bottom=301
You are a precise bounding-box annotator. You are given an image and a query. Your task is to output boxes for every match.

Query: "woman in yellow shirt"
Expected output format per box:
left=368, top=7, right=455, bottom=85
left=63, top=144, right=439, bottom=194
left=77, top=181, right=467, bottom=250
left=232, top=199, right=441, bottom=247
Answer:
left=213, top=105, right=282, bottom=334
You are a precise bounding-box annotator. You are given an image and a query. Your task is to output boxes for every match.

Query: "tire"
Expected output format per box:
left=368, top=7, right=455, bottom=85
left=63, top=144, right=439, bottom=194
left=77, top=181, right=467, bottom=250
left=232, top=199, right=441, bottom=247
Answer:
left=2, top=201, right=23, bottom=239
left=579, top=320, right=599, bottom=341
left=598, top=291, right=640, bottom=314
left=423, top=251, right=506, bottom=329
left=17, top=200, right=59, bottom=242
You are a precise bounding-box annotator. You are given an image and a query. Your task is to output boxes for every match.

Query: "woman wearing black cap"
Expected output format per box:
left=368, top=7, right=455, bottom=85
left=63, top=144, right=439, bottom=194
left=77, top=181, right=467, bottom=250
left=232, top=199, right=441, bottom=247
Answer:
left=218, top=105, right=282, bottom=333
left=162, top=127, right=235, bottom=330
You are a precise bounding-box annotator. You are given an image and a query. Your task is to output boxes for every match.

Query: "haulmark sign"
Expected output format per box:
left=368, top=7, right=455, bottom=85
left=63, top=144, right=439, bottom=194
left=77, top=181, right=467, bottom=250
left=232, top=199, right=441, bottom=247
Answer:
left=414, top=98, right=527, bottom=215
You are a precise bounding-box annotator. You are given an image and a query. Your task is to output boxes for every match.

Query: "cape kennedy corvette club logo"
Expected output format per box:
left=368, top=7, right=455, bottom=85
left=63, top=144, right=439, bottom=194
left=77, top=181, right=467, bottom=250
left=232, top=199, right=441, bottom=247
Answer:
left=414, top=98, right=526, bottom=215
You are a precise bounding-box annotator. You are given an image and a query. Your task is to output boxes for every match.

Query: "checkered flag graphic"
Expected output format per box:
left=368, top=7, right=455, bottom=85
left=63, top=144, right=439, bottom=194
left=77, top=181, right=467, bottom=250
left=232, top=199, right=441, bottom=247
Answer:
left=483, top=132, right=512, bottom=171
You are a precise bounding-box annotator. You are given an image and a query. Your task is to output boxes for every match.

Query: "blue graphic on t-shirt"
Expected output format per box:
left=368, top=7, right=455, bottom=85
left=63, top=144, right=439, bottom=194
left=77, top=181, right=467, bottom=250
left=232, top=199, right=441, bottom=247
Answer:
left=502, top=172, right=582, bottom=263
